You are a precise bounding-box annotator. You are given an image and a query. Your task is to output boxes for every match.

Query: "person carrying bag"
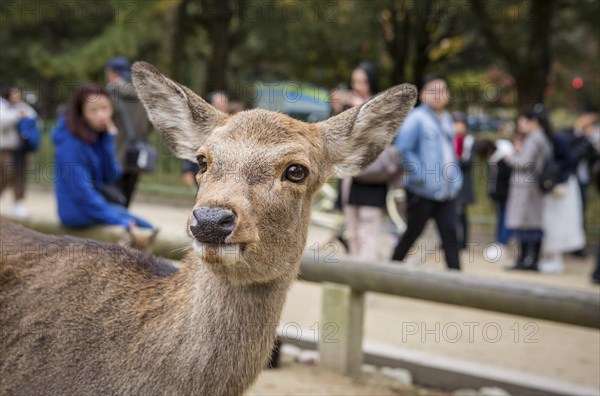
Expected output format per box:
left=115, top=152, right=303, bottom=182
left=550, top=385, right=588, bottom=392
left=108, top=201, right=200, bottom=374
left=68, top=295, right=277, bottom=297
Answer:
left=117, top=99, right=157, bottom=174
left=106, top=56, right=155, bottom=207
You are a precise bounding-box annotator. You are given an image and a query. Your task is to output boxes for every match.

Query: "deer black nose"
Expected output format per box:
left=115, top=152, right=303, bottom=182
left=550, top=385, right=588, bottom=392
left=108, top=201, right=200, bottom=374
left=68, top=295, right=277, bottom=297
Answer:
left=190, top=207, right=237, bottom=244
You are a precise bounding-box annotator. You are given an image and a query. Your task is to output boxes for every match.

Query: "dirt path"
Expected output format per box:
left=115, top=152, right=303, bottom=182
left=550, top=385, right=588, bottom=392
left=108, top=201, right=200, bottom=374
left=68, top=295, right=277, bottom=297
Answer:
left=250, top=364, right=401, bottom=396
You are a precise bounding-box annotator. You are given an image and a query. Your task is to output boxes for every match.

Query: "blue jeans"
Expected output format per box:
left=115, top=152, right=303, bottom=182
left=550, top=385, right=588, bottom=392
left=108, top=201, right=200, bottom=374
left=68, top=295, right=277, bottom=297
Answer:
left=108, top=203, right=154, bottom=229
left=496, top=203, right=512, bottom=245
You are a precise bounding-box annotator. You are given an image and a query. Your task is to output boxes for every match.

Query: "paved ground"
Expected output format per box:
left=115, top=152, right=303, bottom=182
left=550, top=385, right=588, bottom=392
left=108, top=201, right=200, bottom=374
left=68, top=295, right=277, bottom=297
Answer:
left=2, top=186, right=599, bottom=391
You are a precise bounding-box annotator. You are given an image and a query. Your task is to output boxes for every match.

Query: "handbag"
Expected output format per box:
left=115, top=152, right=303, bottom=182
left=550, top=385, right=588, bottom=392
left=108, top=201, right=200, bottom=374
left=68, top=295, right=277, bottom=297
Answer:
left=17, top=117, right=41, bottom=152
left=117, top=100, right=157, bottom=173
left=538, top=157, right=561, bottom=193
left=125, top=140, right=158, bottom=173
left=99, top=183, right=127, bottom=206
left=353, top=145, right=402, bottom=184
left=537, top=138, right=562, bottom=194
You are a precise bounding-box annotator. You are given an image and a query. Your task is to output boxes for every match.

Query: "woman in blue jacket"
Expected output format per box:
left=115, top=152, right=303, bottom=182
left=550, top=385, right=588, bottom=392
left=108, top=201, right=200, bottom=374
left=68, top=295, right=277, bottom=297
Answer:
left=52, top=83, right=153, bottom=229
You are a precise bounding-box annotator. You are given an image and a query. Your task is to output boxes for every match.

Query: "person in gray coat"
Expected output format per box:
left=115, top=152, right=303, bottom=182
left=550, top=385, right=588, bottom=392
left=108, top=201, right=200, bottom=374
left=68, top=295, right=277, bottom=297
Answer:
left=505, top=105, right=553, bottom=271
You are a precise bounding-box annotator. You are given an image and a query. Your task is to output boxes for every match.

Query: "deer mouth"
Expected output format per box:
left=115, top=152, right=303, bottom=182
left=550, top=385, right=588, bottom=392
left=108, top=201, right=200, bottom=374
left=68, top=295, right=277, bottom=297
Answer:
left=191, top=240, right=247, bottom=265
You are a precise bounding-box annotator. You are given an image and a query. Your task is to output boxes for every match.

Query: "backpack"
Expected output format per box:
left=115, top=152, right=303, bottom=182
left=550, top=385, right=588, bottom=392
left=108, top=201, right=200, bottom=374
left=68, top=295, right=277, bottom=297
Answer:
left=17, top=117, right=41, bottom=152
left=538, top=133, right=577, bottom=193
left=538, top=156, right=561, bottom=193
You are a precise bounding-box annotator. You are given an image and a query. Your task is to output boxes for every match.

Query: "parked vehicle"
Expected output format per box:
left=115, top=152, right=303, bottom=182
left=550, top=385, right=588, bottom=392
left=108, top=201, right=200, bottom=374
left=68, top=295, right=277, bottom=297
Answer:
left=253, top=81, right=331, bottom=122
left=467, top=114, right=500, bottom=133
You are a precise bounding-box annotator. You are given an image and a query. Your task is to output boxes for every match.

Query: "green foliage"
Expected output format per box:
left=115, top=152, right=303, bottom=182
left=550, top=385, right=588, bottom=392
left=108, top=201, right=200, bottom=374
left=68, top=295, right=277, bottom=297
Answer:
left=0, top=0, right=597, bottom=114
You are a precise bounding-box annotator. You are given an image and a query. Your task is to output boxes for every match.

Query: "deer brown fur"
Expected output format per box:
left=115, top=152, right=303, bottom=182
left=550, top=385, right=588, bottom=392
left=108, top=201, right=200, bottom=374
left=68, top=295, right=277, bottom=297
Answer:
left=0, top=62, right=416, bottom=395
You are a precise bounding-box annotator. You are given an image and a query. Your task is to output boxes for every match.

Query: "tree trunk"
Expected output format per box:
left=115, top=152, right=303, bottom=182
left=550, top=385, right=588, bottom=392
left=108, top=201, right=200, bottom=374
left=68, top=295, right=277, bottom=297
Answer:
left=40, top=21, right=60, bottom=119
left=203, top=0, right=234, bottom=95
left=472, top=0, right=555, bottom=113
left=205, top=22, right=230, bottom=95
left=40, top=78, right=57, bottom=120
left=378, top=3, right=408, bottom=85
left=159, top=0, right=189, bottom=81
left=515, top=0, right=554, bottom=112
left=411, top=0, right=434, bottom=88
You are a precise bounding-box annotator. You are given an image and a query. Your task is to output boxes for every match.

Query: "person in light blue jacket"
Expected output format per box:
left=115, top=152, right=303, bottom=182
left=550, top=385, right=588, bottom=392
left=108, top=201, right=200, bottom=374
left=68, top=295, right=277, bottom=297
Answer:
left=52, top=83, right=154, bottom=230
left=391, top=76, right=463, bottom=270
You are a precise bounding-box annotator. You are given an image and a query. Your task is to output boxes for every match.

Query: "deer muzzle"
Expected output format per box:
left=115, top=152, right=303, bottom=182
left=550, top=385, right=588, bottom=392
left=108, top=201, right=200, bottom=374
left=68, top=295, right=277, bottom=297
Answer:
left=190, top=207, right=237, bottom=244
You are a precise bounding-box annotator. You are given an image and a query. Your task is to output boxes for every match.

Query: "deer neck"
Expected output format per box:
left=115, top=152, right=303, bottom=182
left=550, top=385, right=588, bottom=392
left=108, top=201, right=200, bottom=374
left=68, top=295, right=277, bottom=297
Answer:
left=150, top=256, right=296, bottom=394
left=186, top=260, right=295, bottom=331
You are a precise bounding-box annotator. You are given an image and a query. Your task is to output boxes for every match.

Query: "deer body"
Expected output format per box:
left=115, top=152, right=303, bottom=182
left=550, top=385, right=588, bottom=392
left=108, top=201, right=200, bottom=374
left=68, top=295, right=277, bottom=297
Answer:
left=1, top=223, right=291, bottom=394
left=0, top=62, right=416, bottom=395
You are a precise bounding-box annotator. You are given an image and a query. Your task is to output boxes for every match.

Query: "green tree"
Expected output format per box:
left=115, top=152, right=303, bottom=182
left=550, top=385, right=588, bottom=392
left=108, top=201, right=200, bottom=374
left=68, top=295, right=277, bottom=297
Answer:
left=471, top=0, right=556, bottom=112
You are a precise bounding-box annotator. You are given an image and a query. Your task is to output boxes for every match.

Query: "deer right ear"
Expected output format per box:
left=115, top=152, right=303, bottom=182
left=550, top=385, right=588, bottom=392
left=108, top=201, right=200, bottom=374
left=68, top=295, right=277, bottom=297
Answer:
left=132, top=62, right=228, bottom=161
left=318, top=84, right=417, bottom=177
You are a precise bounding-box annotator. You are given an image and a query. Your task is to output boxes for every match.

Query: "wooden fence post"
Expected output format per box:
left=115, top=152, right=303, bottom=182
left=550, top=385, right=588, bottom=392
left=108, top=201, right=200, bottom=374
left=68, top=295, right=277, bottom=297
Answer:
left=319, top=282, right=365, bottom=379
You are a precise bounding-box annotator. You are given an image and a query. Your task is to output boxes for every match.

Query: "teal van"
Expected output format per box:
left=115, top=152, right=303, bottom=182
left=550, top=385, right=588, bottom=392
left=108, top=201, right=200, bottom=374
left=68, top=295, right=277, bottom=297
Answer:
left=253, top=81, right=331, bottom=122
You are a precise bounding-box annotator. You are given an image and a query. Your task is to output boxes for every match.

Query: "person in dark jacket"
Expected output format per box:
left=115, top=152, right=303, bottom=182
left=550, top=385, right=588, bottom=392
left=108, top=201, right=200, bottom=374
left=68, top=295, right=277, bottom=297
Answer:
left=592, top=151, right=600, bottom=283
left=52, top=83, right=154, bottom=229
left=558, top=110, right=600, bottom=257
left=106, top=56, right=153, bottom=207
left=475, top=139, right=514, bottom=253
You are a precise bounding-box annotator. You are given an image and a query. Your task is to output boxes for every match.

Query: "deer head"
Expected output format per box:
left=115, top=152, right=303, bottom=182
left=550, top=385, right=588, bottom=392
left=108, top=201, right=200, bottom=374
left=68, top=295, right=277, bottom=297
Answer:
left=132, top=62, right=416, bottom=285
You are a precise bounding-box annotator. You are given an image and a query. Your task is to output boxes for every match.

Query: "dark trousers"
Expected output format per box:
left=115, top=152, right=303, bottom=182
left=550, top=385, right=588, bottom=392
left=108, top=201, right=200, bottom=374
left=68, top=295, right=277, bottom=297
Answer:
left=593, top=245, right=600, bottom=282
left=496, top=203, right=512, bottom=245
left=118, top=171, right=139, bottom=208
left=0, top=150, right=26, bottom=201
left=456, top=207, right=468, bottom=250
left=392, top=191, right=461, bottom=270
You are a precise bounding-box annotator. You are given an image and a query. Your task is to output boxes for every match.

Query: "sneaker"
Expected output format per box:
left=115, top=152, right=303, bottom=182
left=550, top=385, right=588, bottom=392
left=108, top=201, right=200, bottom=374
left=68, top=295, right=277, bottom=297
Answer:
left=538, top=254, right=564, bottom=273
left=11, top=203, right=29, bottom=219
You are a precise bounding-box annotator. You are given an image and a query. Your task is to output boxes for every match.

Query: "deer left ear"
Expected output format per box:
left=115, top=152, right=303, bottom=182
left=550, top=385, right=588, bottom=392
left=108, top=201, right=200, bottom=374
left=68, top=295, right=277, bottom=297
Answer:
left=132, top=62, right=228, bottom=161
left=318, top=84, right=417, bottom=177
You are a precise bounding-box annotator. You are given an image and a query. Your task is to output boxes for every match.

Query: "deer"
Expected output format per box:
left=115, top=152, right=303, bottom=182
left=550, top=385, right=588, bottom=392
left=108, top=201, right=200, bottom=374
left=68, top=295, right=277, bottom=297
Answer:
left=0, top=62, right=417, bottom=395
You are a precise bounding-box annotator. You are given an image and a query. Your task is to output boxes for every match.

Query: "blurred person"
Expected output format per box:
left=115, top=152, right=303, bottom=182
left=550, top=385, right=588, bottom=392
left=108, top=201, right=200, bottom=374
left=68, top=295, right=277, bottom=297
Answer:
left=52, top=83, right=154, bottom=230
left=337, top=62, right=388, bottom=261
left=475, top=138, right=514, bottom=262
left=591, top=145, right=600, bottom=284
left=182, top=91, right=230, bottom=188
left=452, top=112, right=475, bottom=250
left=559, top=109, right=600, bottom=257
left=391, top=76, right=463, bottom=270
left=208, top=91, right=230, bottom=113
left=329, top=88, right=347, bottom=116
left=105, top=56, right=152, bottom=207
left=537, top=128, right=585, bottom=273
left=0, top=86, right=38, bottom=219
left=581, top=116, right=600, bottom=283
left=505, top=105, right=553, bottom=271
left=228, top=100, right=246, bottom=115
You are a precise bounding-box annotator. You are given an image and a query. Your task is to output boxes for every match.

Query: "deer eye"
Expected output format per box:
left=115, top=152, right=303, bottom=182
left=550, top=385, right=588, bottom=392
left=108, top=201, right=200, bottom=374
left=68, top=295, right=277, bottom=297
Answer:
left=196, top=155, right=208, bottom=173
left=284, top=164, right=308, bottom=183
